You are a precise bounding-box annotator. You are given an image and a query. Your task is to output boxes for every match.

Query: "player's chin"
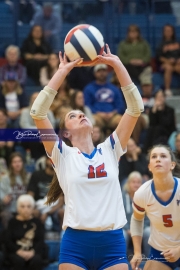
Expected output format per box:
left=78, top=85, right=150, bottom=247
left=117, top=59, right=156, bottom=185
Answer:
left=80, top=121, right=92, bottom=130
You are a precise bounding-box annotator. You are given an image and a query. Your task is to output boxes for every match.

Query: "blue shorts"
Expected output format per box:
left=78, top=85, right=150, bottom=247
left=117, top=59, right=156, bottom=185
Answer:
left=59, top=227, right=128, bottom=269
left=149, top=246, right=180, bottom=269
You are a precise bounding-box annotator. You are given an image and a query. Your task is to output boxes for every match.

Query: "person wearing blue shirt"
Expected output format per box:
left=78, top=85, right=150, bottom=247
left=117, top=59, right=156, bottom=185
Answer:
left=84, top=64, right=126, bottom=130
left=32, top=2, right=62, bottom=53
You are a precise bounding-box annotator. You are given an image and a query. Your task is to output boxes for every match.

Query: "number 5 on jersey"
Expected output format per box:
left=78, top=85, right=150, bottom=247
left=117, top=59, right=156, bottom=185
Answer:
left=88, top=164, right=107, bottom=178
left=162, top=214, right=173, bottom=227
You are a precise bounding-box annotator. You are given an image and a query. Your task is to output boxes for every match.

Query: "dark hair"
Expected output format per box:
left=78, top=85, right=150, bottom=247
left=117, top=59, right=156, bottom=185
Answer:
left=27, top=25, right=45, bottom=42
left=70, top=90, right=85, bottom=113
left=8, top=152, right=27, bottom=186
left=126, top=24, right=143, bottom=42
left=0, top=108, right=8, bottom=117
left=46, top=109, right=73, bottom=205
left=162, top=24, right=176, bottom=42
left=148, top=144, right=180, bottom=177
left=46, top=53, right=59, bottom=80
left=153, top=89, right=165, bottom=98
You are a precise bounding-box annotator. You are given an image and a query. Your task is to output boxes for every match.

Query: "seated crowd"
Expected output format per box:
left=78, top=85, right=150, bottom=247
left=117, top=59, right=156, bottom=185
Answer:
left=0, top=21, right=180, bottom=269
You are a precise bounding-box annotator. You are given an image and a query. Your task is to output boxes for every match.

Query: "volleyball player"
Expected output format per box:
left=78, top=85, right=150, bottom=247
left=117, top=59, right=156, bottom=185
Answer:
left=130, top=145, right=180, bottom=270
left=30, top=44, right=144, bottom=270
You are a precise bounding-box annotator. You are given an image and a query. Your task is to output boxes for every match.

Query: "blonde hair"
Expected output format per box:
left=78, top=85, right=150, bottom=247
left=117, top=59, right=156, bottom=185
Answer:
left=123, top=171, right=142, bottom=193
left=8, top=152, right=27, bottom=187
left=2, top=81, right=23, bottom=95
left=17, top=194, right=35, bottom=210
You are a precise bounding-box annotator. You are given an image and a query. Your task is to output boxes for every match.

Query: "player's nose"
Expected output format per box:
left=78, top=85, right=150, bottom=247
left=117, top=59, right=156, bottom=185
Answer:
left=79, top=113, right=85, bottom=118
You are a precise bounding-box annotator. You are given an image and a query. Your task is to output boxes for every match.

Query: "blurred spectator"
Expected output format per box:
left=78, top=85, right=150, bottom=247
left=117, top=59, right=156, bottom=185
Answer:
left=54, top=104, right=72, bottom=130
left=117, top=24, right=151, bottom=85
left=0, top=72, right=28, bottom=128
left=70, top=90, right=95, bottom=125
left=0, top=157, right=8, bottom=176
left=50, top=77, right=74, bottom=116
left=122, top=171, right=150, bottom=257
left=27, top=157, right=54, bottom=201
left=156, top=24, right=180, bottom=96
left=32, top=2, right=62, bottom=53
left=140, top=76, right=155, bottom=131
left=40, top=53, right=59, bottom=86
left=0, top=45, right=27, bottom=87
left=111, top=71, right=147, bottom=144
left=84, top=64, right=125, bottom=131
left=175, top=132, right=180, bottom=161
left=35, top=195, right=64, bottom=232
left=68, top=66, right=95, bottom=90
left=4, top=194, right=45, bottom=270
left=27, top=157, right=61, bottom=232
left=0, top=109, right=14, bottom=163
left=0, top=152, right=30, bottom=229
left=20, top=92, right=55, bottom=129
left=119, top=138, right=150, bottom=186
left=92, top=125, right=104, bottom=147
left=172, top=132, right=180, bottom=178
left=140, top=77, right=155, bottom=116
left=143, top=90, right=176, bottom=153
left=21, top=25, right=52, bottom=85
left=18, top=0, right=35, bottom=25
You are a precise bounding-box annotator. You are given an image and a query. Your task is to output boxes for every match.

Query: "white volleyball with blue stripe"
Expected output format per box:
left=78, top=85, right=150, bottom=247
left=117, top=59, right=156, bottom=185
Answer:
left=64, top=24, right=104, bottom=66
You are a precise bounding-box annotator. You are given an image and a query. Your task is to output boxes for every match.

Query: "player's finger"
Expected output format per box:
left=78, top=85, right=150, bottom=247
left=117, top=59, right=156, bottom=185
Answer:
left=164, top=251, right=172, bottom=257
left=59, top=51, right=63, bottom=62
left=74, top=58, right=84, bottom=65
left=63, top=53, right=68, bottom=62
left=102, top=51, right=107, bottom=56
left=161, top=250, right=170, bottom=255
left=106, top=43, right=111, bottom=53
left=97, top=55, right=106, bottom=60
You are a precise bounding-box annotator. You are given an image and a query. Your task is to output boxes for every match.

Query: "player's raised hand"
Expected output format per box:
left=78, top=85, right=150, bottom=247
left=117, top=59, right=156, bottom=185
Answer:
left=130, top=253, right=142, bottom=270
left=58, top=51, right=83, bottom=71
left=161, top=247, right=180, bottom=262
left=97, top=44, right=120, bottom=67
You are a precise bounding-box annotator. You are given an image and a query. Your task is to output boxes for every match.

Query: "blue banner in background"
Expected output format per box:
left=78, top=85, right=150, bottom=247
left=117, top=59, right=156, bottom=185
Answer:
left=0, top=129, right=59, bottom=142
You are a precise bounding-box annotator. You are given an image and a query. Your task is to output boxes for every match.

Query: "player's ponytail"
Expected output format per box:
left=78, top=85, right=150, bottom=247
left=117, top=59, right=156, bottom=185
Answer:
left=45, top=110, right=73, bottom=205
left=46, top=172, right=63, bottom=205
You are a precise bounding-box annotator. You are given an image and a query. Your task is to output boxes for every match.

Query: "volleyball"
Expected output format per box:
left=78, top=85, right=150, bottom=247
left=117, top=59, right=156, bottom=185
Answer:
left=64, top=24, right=104, bottom=66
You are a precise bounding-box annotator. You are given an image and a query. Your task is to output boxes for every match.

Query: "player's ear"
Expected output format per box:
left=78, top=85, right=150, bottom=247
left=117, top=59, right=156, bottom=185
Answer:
left=62, top=130, right=70, bottom=138
left=148, top=164, right=151, bottom=172
left=171, top=161, right=176, bottom=170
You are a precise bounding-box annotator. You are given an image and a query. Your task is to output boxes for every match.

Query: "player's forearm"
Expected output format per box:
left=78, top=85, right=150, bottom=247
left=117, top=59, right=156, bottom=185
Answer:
left=132, top=235, right=142, bottom=254
left=113, top=60, right=132, bottom=87
left=47, top=67, right=71, bottom=91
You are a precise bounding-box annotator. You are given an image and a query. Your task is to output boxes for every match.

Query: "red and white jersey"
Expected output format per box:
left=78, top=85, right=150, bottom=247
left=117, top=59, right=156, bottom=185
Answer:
left=133, top=178, right=180, bottom=251
left=47, top=131, right=127, bottom=231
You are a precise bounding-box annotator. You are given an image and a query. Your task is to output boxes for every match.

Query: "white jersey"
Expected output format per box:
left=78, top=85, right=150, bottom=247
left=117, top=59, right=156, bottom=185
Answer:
left=47, top=131, right=127, bottom=231
left=132, top=178, right=180, bottom=251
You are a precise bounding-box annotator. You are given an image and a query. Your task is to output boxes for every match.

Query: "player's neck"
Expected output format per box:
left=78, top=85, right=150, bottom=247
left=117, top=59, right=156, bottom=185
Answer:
left=153, top=174, right=174, bottom=191
left=71, top=134, right=95, bottom=154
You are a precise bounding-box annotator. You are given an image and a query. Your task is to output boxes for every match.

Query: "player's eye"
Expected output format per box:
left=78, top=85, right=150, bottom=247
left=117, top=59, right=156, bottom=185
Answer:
left=70, top=114, right=75, bottom=119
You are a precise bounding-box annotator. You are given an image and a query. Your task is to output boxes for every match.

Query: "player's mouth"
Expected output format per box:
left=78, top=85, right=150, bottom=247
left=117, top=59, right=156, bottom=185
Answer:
left=80, top=119, right=87, bottom=123
left=155, top=165, right=162, bottom=168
